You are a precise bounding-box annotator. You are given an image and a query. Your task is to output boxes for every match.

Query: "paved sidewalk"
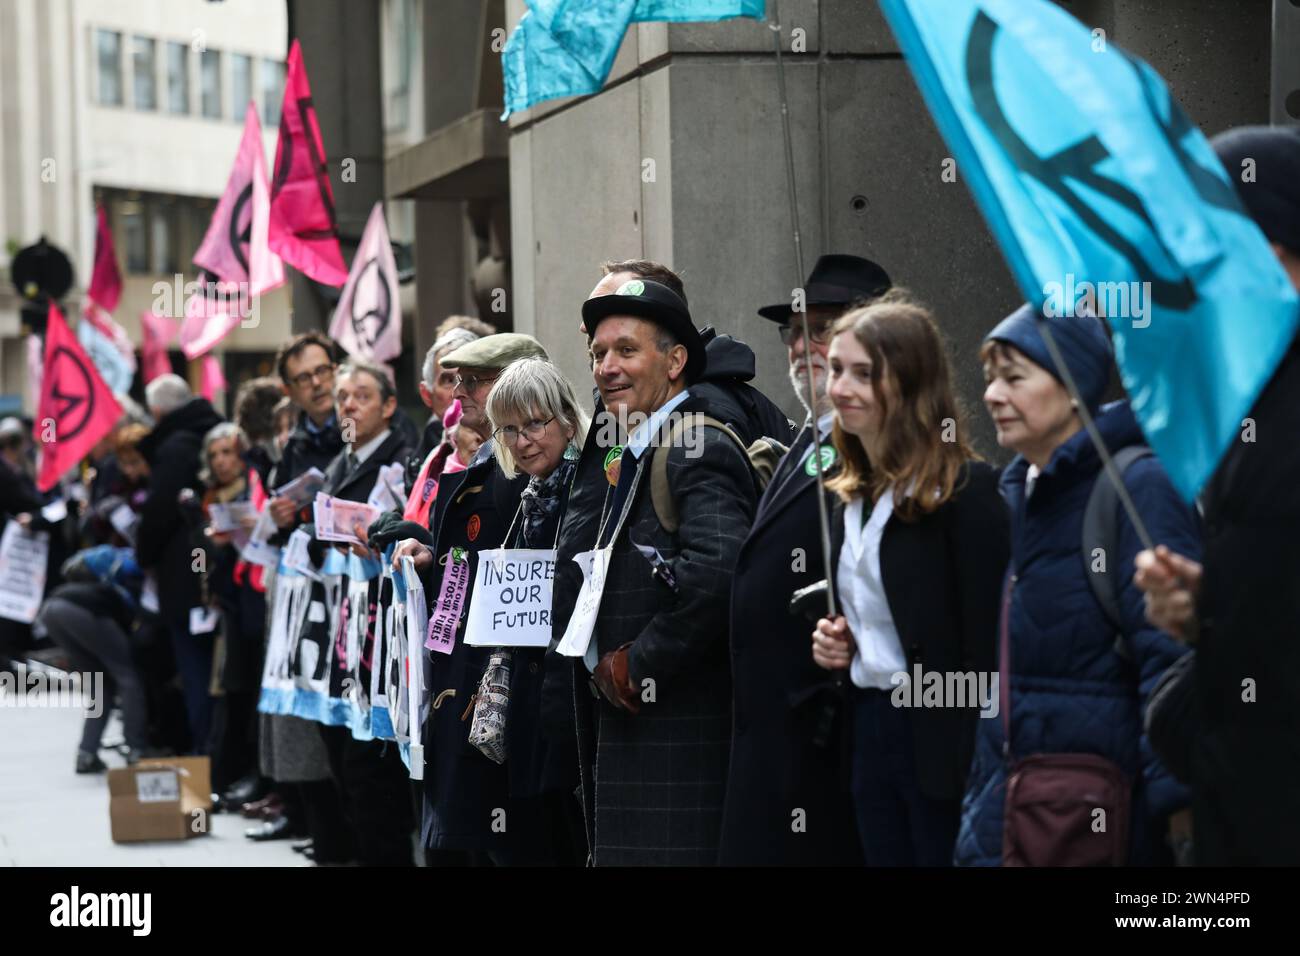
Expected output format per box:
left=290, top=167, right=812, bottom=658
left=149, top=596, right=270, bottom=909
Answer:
left=0, top=702, right=302, bottom=867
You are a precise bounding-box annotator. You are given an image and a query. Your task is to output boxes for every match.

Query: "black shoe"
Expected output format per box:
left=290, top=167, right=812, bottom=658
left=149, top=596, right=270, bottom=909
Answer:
left=245, top=816, right=298, bottom=842
left=291, top=838, right=314, bottom=854
left=221, top=774, right=267, bottom=808
left=75, top=751, right=107, bottom=774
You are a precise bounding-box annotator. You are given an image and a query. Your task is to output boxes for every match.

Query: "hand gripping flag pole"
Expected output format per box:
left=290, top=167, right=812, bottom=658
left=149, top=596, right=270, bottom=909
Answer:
left=769, top=0, right=837, bottom=620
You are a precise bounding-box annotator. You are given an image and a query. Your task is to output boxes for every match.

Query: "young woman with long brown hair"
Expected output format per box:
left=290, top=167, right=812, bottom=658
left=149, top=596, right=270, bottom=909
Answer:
left=811, top=292, right=1009, bottom=866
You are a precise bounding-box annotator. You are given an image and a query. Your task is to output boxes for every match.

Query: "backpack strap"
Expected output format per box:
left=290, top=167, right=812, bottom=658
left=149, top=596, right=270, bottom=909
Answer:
left=1082, top=445, right=1154, bottom=660
left=650, top=414, right=749, bottom=535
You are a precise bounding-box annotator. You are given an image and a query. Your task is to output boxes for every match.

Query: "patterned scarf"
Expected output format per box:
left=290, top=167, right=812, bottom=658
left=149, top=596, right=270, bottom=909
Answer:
left=517, top=447, right=578, bottom=550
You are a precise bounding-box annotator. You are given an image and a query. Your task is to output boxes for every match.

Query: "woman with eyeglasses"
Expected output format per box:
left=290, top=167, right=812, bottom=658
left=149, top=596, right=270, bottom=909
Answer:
left=390, top=338, right=592, bottom=865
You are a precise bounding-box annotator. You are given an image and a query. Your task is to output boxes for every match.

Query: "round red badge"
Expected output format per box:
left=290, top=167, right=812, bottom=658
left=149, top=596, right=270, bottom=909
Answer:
left=467, top=514, right=481, bottom=541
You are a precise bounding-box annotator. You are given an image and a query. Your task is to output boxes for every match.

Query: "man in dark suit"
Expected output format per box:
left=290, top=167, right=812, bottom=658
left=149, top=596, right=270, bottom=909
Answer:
left=718, top=254, right=892, bottom=865
left=572, top=279, right=758, bottom=865
left=310, top=358, right=414, bottom=866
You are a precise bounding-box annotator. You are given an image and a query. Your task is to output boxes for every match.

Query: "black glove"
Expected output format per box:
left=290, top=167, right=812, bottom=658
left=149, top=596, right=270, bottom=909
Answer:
left=367, top=513, right=434, bottom=552
left=300, top=522, right=328, bottom=567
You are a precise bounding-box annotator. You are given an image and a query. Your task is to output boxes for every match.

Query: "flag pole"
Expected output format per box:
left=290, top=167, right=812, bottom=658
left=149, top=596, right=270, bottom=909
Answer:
left=770, top=0, right=837, bottom=618
left=1033, top=312, right=1156, bottom=552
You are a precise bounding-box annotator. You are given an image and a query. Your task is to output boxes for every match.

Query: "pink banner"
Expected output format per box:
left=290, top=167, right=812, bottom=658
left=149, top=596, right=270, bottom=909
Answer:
left=328, top=202, right=403, bottom=364
left=194, top=104, right=284, bottom=296
left=34, top=304, right=124, bottom=492
left=139, top=310, right=177, bottom=384
left=87, top=205, right=123, bottom=314
left=269, top=40, right=347, bottom=287
left=200, top=352, right=226, bottom=401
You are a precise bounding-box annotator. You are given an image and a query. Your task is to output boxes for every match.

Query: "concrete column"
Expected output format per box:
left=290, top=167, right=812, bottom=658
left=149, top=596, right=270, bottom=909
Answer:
left=286, top=0, right=385, bottom=335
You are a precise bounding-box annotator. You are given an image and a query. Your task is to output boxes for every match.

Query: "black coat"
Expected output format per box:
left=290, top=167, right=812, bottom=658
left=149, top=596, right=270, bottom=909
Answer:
left=574, top=391, right=759, bottom=865
left=269, top=412, right=344, bottom=541
left=831, top=460, right=1009, bottom=802
left=135, top=398, right=224, bottom=620
left=418, top=445, right=538, bottom=854
left=320, top=430, right=411, bottom=504
left=1194, top=336, right=1300, bottom=865
left=719, top=424, right=862, bottom=865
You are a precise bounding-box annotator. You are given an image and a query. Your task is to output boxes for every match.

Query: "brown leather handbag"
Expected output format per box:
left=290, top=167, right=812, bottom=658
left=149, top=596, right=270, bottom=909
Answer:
left=998, top=577, right=1132, bottom=866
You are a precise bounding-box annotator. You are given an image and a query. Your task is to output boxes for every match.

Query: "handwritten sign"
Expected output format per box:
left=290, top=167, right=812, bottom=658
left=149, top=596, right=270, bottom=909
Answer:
left=464, top=548, right=557, bottom=648
left=0, top=521, right=49, bottom=624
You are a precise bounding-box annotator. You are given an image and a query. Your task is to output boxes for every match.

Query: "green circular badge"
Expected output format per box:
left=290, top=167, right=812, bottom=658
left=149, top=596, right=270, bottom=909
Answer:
left=617, top=279, right=645, bottom=296
left=805, top=444, right=837, bottom=476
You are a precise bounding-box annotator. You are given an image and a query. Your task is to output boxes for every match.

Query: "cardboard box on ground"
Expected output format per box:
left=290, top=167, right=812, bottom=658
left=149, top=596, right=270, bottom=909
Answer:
left=107, top=757, right=212, bottom=843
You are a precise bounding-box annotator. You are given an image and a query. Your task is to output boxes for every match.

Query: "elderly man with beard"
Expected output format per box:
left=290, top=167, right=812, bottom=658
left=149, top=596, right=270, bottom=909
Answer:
left=718, top=254, right=892, bottom=865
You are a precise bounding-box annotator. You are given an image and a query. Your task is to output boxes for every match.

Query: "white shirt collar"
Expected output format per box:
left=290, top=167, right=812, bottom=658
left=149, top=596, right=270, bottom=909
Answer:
left=350, top=428, right=391, bottom=466
left=816, top=411, right=835, bottom=441
left=627, top=388, right=692, bottom=460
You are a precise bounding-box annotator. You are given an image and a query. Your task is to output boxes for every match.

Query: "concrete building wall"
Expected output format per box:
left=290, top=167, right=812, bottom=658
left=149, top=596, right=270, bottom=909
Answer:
left=505, top=0, right=1276, bottom=459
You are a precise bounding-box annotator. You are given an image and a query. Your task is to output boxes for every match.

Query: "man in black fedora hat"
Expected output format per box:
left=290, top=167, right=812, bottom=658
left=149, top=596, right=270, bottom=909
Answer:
left=565, top=277, right=759, bottom=865
left=720, top=252, right=892, bottom=865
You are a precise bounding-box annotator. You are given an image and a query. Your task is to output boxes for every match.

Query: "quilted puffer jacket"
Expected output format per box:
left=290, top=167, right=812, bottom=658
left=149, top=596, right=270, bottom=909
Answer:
left=955, top=401, right=1197, bottom=866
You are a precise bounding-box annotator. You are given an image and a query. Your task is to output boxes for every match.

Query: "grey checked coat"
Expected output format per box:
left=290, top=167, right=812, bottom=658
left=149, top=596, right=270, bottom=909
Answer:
left=573, top=394, right=758, bottom=865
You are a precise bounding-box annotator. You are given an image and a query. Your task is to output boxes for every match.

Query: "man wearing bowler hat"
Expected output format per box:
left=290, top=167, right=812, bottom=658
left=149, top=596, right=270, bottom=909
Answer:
left=572, top=278, right=759, bottom=865
left=719, top=253, right=892, bottom=865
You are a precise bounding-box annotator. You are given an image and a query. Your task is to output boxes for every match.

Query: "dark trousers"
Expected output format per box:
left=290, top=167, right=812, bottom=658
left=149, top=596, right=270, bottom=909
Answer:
left=166, top=614, right=214, bottom=754
left=37, top=598, right=148, bottom=756
left=849, top=687, right=960, bottom=867
left=210, top=690, right=259, bottom=794
left=321, top=724, right=415, bottom=866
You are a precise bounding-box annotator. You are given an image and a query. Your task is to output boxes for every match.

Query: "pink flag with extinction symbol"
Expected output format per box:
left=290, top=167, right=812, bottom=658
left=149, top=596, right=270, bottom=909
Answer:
left=329, top=202, right=402, bottom=364
left=269, top=40, right=347, bottom=287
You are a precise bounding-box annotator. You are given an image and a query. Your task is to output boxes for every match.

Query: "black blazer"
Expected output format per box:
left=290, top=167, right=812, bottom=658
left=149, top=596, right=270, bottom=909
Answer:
left=321, top=429, right=411, bottom=504
left=719, top=424, right=864, bottom=866
left=830, top=459, right=1009, bottom=801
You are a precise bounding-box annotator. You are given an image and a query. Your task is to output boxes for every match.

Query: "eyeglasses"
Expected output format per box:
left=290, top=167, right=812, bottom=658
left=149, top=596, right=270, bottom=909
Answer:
left=453, top=373, right=500, bottom=391
left=289, top=363, right=336, bottom=390
left=493, top=417, right=555, bottom=446
left=778, top=320, right=834, bottom=346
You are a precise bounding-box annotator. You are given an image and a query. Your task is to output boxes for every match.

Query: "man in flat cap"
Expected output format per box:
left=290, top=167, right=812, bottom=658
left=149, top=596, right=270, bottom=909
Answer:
left=389, top=332, right=558, bottom=864
left=720, top=253, right=891, bottom=865
left=1136, top=125, right=1300, bottom=865
left=569, top=278, right=759, bottom=865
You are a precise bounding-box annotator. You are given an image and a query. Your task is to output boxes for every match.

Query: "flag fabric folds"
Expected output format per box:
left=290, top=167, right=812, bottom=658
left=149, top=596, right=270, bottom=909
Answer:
left=269, top=40, right=348, bottom=287
left=77, top=305, right=137, bottom=395
left=33, top=304, right=123, bottom=492
left=193, top=103, right=284, bottom=295
left=200, top=353, right=227, bottom=401
left=501, top=0, right=766, bottom=118
left=87, top=205, right=123, bottom=314
left=877, top=0, right=1300, bottom=502
left=139, top=310, right=177, bottom=384
left=329, top=202, right=403, bottom=365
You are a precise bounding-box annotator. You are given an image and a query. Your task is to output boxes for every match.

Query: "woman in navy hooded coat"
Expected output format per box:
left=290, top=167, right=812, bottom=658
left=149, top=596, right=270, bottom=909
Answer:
left=955, top=305, right=1197, bottom=867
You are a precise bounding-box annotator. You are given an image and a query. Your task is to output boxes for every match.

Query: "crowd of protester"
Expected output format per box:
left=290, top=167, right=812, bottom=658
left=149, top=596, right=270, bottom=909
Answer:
left=3, top=125, right=1297, bottom=866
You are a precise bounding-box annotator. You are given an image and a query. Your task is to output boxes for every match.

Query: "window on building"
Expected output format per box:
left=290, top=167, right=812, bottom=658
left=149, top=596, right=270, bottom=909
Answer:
left=166, top=42, right=189, bottom=114
left=96, top=30, right=123, bottom=106
left=261, top=59, right=285, bottom=128
left=150, top=201, right=178, bottom=274
left=120, top=199, right=147, bottom=273
left=200, top=49, right=222, bottom=119
left=131, top=36, right=156, bottom=110
left=230, top=53, right=252, bottom=119
left=383, top=0, right=416, bottom=132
